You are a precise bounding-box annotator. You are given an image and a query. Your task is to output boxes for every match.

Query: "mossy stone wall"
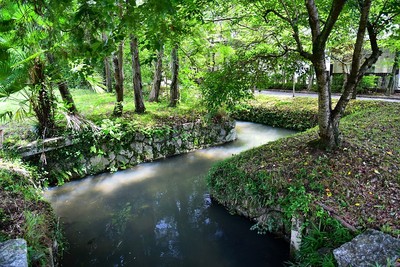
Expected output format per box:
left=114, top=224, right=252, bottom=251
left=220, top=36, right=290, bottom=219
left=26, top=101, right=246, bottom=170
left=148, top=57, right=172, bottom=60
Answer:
left=19, top=119, right=237, bottom=183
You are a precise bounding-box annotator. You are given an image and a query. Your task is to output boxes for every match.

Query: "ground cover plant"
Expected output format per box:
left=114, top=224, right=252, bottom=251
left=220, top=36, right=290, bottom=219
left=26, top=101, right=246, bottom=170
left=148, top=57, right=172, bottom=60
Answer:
left=0, top=153, right=64, bottom=266
left=209, top=97, right=400, bottom=265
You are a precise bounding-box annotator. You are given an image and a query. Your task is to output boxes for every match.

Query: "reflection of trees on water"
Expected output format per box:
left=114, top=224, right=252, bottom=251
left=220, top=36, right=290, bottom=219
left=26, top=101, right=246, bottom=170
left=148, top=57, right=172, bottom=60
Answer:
left=106, top=202, right=133, bottom=239
left=151, top=174, right=225, bottom=264
left=154, top=217, right=181, bottom=259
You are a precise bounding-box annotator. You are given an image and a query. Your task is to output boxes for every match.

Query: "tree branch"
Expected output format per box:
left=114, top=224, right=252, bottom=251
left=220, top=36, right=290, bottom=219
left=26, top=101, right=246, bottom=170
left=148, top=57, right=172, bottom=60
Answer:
left=204, top=16, right=248, bottom=23
left=179, top=47, right=199, bottom=69
left=357, top=21, right=382, bottom=79
left=264, top=5, right=312, bottom=60
left=333, top=0, right=376, bottom=118
left=317, top=202, right=357, bottom=232
left=263, top=9, right=291, bottom=24
left=318, top=0, right=347, bottom=46
left=305, top=0, right=321, bottom=43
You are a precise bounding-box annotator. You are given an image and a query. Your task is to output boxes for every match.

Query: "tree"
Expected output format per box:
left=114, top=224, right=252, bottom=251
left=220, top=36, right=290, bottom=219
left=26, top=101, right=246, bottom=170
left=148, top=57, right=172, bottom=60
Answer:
left=30, top=58, right=56, bottom=137
left=0, top=1, right=57, bottom=137
left=46, top=54, right=78, bottom=114
left=130, top=34, right=146, bottom=113
left=170, top=44, right=180, bottom=107
left=149, top=45, right=164, bottom=102
left=387, top=51, right=399, bottom=95
left=102, top=33, right=113, bottom=93
left=113, top=42, right=124, bottom=116
left=213, top=0, right=398, bottom=148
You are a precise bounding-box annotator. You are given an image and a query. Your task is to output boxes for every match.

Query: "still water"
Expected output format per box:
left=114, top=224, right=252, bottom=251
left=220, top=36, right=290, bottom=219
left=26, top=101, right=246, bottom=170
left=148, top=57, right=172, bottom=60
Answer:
left=45, top=121, right=296, bottom=267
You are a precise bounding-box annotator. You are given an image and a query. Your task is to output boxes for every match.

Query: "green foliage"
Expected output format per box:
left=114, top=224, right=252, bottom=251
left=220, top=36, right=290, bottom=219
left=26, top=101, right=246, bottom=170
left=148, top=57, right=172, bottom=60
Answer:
left=358, top=76, right=379, bottom=92
left=109, top=202, right=134, bottom=236
left=331, top=75, right=379, bottom=94
left=0, top=162, right=43, bottom=201
left=200, top=57, right=254, bottom=112
left=231, top=96, right=319, bottom=131
left=24, top=211, right=47, bottom=266
left=0, top=156, right=63, bottom=266
left=291, top=211, right=354, bottom=266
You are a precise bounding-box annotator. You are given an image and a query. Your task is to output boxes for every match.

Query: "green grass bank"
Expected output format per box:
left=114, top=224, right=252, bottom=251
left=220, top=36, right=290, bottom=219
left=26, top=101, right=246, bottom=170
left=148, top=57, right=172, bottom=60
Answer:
left=208, top=96, right=400, bottom=265
left=0, top=154, right=64, bottom=266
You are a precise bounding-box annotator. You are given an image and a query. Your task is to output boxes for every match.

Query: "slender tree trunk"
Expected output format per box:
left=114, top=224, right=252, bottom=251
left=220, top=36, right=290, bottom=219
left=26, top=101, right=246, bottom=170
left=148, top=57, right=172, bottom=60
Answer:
left=58, top=81, right=78, bottom=114
left=340, top=64, right=348, bottom=94
left=149, top=46, right=164, bottom=102
left=307, top=68, right=314, bottom=91
left=330, top=0, right=380, bottom=146
left=387, top=51, right=399, bottom=95
left=31, top=58, right=55, bottom=138
left=381, top=75, right=387, bottom=92
left=102, top=33, right=113, bottom=93
left=104, top=56, right=113, bottom=93
left=170, top=44, right=180, bottom=107
left=113, top=42, right=124, bottom=116
left=130, top=34, right=146, bottom=113
left=46, top=53, right=78, bottom=114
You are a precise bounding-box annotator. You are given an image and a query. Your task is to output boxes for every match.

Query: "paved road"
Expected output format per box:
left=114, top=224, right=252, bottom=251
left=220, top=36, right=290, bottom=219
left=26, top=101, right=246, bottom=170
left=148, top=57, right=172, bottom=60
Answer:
left=257, top=90, right=400, bottom=102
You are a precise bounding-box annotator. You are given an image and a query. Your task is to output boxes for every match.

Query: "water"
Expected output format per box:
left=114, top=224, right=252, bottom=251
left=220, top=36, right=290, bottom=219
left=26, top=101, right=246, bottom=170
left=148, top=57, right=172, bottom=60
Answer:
left=45, top=121, right=296, bottom=267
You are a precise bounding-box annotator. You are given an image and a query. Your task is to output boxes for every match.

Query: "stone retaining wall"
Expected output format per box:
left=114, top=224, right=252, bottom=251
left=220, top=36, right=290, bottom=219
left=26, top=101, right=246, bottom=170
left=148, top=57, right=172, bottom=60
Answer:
left=20, top=119, right=237, bottom=182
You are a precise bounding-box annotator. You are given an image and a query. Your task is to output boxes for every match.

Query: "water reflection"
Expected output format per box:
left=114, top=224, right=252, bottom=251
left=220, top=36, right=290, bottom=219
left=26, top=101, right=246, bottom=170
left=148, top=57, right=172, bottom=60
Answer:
left=45, top=121, right=295, bottom=266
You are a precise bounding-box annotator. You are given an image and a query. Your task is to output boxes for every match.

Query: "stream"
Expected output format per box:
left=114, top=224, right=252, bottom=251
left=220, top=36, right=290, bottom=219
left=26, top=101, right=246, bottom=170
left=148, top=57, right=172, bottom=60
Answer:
left=45, top=121, right=296, bottom=267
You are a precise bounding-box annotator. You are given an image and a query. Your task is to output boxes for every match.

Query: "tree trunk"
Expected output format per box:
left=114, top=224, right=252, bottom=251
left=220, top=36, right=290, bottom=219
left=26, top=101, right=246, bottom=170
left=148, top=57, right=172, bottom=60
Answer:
left=314, top=56, right=337, bottom=148
left=113, top=42, right=124, bottom=116
left=387, top=51, right=399, bottom=95
left=102, top=33, right=113, bottom=93
left=303, top=0, right=379, bottom=149
left=330, top=0, right=380, bottom=147
left=341, top=64, right=349, bottom=94
left=31, top=58, right=55, bottom=138
left=381, top=75, right=387, bottom=92
left=130, top=34, right=146, bottom=113
left=58, top=81, right=78, bottom=114
left=104, top=56, right=113, bottom=93
left=149, top=46, right=164, bottom=102
left=169, top=44, right=180, bottom=107
left=46, top=53, right=78, bottom=114
left=307, top=68, right=314, bottom=90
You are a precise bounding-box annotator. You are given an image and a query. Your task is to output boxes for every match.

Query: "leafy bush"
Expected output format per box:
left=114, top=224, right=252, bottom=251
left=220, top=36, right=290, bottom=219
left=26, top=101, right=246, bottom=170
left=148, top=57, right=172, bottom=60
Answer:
left=200, top=57, right=255, bottom=112
left=231, top=96, right=319, bottom=131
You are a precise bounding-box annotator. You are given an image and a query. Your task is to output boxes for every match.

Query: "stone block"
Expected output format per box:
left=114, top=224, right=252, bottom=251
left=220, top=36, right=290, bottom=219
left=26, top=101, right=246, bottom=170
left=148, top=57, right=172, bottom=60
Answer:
left=0, top=239, right=28, bottom=267
left=333, top=229, right=400, bottom=267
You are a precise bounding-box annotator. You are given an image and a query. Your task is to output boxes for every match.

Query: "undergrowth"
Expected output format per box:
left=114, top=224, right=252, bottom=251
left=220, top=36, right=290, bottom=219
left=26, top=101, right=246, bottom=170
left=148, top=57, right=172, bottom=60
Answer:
left=0, top=154, right=64, bottom=266
left=209, top=100, right=400, bottom=265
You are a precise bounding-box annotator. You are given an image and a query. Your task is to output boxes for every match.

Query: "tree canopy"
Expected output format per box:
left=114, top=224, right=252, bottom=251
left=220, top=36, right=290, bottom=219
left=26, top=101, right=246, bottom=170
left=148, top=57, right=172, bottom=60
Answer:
left=0, top=0, right=398, bottom=147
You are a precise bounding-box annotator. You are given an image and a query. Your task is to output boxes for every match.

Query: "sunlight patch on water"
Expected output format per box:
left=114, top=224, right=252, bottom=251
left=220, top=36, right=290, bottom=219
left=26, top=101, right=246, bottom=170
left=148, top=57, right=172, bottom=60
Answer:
left=45, top=164, right=158, bottom=201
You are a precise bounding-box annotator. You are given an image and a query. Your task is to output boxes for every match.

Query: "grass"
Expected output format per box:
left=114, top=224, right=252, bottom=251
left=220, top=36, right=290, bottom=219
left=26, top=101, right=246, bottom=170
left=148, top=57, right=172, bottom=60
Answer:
left=0, top=88, right=206, bottom=147
left=209, top=97, right=400, bottom=265
left=72, top=89, right=205, bottom=125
